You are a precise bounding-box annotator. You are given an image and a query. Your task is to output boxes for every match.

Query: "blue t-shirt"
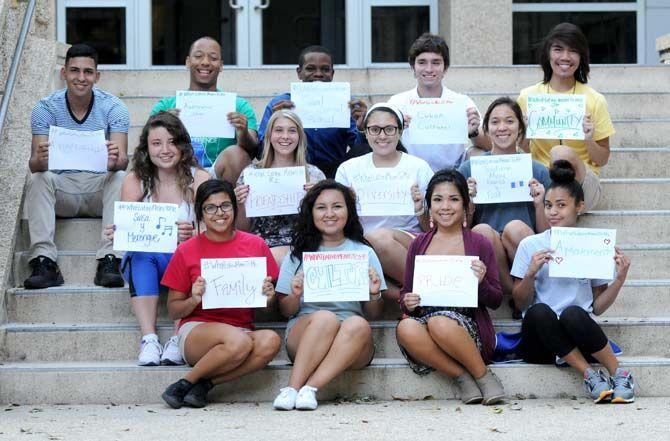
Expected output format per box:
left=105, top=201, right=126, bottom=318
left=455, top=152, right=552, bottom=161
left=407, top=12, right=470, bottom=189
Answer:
left=458, top=153, right=551, bottom=233
left=257, top=92, right=363, bottom=166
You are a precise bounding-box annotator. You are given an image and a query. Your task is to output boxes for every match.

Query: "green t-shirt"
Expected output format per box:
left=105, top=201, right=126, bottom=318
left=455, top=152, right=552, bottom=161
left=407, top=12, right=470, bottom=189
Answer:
left=151, top=93, right=258, bottom=168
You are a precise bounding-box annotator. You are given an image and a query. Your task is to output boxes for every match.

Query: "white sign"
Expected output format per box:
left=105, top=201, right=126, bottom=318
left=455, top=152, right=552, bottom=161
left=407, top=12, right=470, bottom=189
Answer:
left=176, top=90, right=236, bottom=138
left=405, top=97, right=469, bottom=145
left=526, top=94, right=586, bottom=140
left=244, top=166, right=306, bottom=217
left=549, top=227, right=616, bottom=279
left=413, top=255, right=478, bottom=308
left=48, top=126, right=107, bottom=172
left=291, top=82, right=350, bottom=128
left=113, top=202, right=178, bottom=253
left=471, top=154, right=534, bottom=204
left=303, top=251, right=369, bottom=302
left=349, top=169, right=414, bottom=216
left=201, top=257, right=267, bottom=309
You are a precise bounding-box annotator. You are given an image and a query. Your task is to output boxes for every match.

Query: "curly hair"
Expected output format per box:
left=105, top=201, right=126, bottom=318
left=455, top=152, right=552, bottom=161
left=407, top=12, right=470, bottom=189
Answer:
left=258, top=110, right=308, bottom=169
left=133, top=111, right=199, bottom=204
left=290, top=180, right=370, bottom=262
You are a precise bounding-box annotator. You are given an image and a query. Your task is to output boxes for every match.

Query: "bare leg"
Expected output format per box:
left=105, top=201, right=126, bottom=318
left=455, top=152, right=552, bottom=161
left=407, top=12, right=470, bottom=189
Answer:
left=472, top=223, right=513, bottom=297
left=270, top=246, right=291, bottom=268
left=501, top=220, right=534, bottom=262
left=396, top=318, right=465, bottom=377
left=366, top=228, right=413, bottom=286
left=286, top=311, right=340, bottom=390
left=426, top=316, right=487, bottom=379
left=131, top=296, right=159, bottom=336
left=550, top=145, right=587, bottom=183
left=561, top=348, right=592, bottom=374
left=214, top=145, right=253, bottom=184
left=590, top=344, right=619, bottom=376
left=209, top=330, right=281, bottom=384
left=305, top=316, right=374, bottom=389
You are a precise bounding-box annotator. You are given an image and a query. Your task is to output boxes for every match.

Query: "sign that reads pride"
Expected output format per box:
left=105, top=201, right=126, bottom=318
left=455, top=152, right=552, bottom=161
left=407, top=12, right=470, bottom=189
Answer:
left=471, top=154, right=534, bottom=204
left=291, top=82, right=350, bottom=128
left=549, top=227, right=616, bottom=280
left=527, top=94, right=586, bottom=140
left=413, top=255, right=478, bottom=308
left=113, top=202, right=179, bottom=253
left=405, top=96, right=469, bottom=145
left=303, top=251, right=369, bottom=302
left=176, top=90, right=236, bottom=138
left=350, top=169, right=414, bottom=217
left=244, top=166, right=306, bottom=217
left=201, top=257, right=267, bottom=309
left=48, top=126, right=108, bottom=172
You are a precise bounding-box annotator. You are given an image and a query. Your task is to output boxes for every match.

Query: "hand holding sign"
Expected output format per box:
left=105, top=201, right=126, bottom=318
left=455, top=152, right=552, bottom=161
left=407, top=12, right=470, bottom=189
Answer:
left=549, top=227, right=616, bottom=279
left=191, top=276, right=206, bottom=306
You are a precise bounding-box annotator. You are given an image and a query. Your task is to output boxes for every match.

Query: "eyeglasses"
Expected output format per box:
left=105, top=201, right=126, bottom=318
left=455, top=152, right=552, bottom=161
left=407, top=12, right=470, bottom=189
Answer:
left=203, top=202, right=234, bottom=214
left=366, top=125, right=398, bottom=136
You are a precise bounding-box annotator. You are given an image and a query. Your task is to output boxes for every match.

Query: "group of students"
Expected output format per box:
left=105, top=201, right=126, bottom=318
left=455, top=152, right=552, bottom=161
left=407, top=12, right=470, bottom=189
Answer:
left=23, top=21, right=635, bottom=409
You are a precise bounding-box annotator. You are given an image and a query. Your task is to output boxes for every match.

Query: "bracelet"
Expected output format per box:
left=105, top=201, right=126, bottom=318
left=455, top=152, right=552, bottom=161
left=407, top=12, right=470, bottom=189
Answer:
left=369, top=292, right=382, bottom=302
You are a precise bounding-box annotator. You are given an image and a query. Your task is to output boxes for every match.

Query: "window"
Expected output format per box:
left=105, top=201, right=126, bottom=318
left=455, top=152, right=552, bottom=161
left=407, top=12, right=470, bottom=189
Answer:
left=65, top=7, right=126, bottom=64
left=371, top=6, right=430, bottom=63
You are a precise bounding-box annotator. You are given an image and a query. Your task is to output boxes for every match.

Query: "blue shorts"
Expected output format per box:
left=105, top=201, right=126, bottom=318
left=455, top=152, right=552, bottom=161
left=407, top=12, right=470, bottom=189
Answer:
left=122, top=252, right=173, bottom=297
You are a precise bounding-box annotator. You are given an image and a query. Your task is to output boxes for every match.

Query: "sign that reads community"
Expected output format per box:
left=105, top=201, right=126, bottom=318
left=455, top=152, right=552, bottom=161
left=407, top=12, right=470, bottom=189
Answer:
left=48, top=126, right=108, bottom=172
left=549, top=227, right=616, bottom=280
left=291, top=82, right=351, bottom=128
left=413, top=255, right=479, bottom=308
left=113, top=202, right=179, bottom=253
left=303, top=251, right=369, bottom=302
left=176, top=90, right=237, bottom=138
left=201, top=257, right=267, bottom=309
left=526, top=93, right=586, bottom=140
left=244, top=166, right=306, bottom=217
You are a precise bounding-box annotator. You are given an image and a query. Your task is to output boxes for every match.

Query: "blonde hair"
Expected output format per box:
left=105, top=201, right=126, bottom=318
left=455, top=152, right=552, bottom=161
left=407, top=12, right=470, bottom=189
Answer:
left=259, top=110, right=308, bottom=169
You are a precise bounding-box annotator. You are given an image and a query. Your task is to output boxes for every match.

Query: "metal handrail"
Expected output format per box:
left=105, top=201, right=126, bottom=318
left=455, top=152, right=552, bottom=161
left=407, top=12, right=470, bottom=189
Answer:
left=0, top=0, right=36, bottom=140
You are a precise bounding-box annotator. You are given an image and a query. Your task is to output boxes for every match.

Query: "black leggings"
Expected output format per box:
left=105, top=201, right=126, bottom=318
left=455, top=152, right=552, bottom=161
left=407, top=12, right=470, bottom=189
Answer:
left=520, top=303, right=609, bottom=364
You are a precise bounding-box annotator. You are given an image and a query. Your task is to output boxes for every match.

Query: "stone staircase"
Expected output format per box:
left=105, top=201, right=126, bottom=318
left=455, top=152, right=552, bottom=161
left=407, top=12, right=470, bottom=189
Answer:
left=1, top=65, right=670, bottom=404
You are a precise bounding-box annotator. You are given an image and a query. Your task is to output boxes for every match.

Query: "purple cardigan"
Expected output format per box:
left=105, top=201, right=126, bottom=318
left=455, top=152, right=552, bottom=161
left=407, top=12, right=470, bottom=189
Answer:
left=399, top=228, right=503, bottom=364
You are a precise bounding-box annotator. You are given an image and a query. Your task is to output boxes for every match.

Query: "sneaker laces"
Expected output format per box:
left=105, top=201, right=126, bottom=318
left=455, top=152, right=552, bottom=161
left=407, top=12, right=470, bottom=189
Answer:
left=613, top=371, right=633, bottom=389
left=278, top=387, right=295, bottom=398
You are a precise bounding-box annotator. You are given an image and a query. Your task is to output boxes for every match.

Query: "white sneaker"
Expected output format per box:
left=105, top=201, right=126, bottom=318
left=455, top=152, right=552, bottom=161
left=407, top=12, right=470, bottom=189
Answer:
left=160, top=335, right=185, bottom=365
left=137, top=335, right=162, bottom=366
left=295, top=385, right=318, bottom=410
left=273, top=387, right=298, bottom=410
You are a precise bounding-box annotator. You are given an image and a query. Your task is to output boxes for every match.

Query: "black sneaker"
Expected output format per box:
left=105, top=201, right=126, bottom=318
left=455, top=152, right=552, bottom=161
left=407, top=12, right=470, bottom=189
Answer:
left=162, top=379, right=193, bottom=409
left=94, top=254, right=124, bottom=287
left=183, top=379, right=214, bottom=408
left=24, top=256, right=64, bottom=289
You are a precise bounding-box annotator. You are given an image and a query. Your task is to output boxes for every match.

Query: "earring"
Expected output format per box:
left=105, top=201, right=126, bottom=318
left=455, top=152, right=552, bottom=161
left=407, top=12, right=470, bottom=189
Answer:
left=429, top=216, right=434, bottom=229
left=463, top=216, right=467, bottom=228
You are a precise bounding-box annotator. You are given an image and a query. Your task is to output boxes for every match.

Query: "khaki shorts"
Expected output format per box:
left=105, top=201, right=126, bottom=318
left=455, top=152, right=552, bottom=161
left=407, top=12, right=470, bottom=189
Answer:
left=581, top=166, right=602, bottom=212
left=177, top=321, right=253, bottom=365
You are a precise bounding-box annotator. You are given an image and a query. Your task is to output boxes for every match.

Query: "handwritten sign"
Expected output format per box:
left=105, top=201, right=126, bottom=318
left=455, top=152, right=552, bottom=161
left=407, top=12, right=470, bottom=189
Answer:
left=303, top=251, right=369, bottom=302
left=471, top=154, right=534, bottom=204
left=405, top=97, right=469, bottom=145
left=113, top=202, right=179, bottom=253
left=413, top=255, right=478, bottom=307
left=527, top=94, right=586, bottom=140
left=348, top=169, right=414, bottom=216
left=176, top=91, right=236, bottom=138
left=48, top=126, right=107, bottom=172
left=291, top=82, right=350, bottom=128
left=549, top=227, right=616, bottom=279
left=201, top=258, right=267, bottom=309
left=244, top=166, right=306, bottom=217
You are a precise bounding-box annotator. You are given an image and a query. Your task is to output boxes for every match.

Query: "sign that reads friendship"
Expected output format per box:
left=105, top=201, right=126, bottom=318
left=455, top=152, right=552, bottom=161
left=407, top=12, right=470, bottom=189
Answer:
left=549, top=227, right=616, bottom=280
left=244, top=166, right=306, bottom=217
left=113, top=202, right=179, bottom=253
left=527, top=94, right=586, bottom=140
left=303, top=251, right=369, bottom=302
left=404, top=96, right=469, bottom=145
left=48, top=126, right=108, bottom=172
left=201, top=257, right=267, bottom=309
left=350, top=169, right=414, bottom=217
left=413, top=255, right=479, bottom=308
left=291, top=82, right=350, bottom=128
left=471, top=154, right=534, bottom=204
left=175, top=90, right=237, bottom=138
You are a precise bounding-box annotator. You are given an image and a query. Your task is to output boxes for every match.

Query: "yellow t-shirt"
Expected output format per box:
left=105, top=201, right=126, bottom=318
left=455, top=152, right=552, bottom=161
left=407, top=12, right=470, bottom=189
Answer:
left=517, top=82, right=615, bottom=176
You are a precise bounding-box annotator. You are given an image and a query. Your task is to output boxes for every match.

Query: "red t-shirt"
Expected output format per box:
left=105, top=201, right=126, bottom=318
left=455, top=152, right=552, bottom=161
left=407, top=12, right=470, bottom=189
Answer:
left=161, top=231, right=279, bottom=330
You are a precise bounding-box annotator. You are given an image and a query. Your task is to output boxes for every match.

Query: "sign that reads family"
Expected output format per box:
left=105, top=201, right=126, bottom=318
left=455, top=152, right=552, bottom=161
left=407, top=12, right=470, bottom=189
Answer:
left=526, top=94, right=586, bottom=140
left=350, top=170, right=414, bottom=217
left=201, top=257, right=267, bottom=309
left=471, top=154, right=534, bottom=204
left=176, top=90, right=237, bottom=138
left=113, top=202, right=179, bottom=253
left=413, top=255, right=479, bottom=308
left=405, top=96, right=469, bottom=145
left=48, top=126, right=108, bottom=172
left=244, top=166, right=306, bottom=217
left=303, top=251, right=369, bottom=302
left=291, top=82, right=350, bottom=128
left=549, top=227, right=616, bottom=280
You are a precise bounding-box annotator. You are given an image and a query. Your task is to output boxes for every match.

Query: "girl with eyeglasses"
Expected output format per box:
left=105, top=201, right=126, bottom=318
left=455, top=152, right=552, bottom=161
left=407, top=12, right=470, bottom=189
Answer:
left=335, top=103, right=434, bottom=301
left=160, top=179, right=281, bottom=409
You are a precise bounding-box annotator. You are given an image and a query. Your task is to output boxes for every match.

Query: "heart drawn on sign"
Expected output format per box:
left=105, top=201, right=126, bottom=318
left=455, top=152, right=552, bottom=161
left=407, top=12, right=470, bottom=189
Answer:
left=554, top=257, right=564, bottom=264
left=603, top=239, right=611, bottom=245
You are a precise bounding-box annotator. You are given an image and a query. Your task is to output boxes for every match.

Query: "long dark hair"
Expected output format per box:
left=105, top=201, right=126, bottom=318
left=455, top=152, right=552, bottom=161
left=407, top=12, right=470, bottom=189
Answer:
left=194, top=179, right=238, bottom=227
left=425, top=168, right=471, bottom=217
left=547, top=160, right=584, bottom=204
left=540, top=22, right=590, bottom=84
left=291, top=180, right=369, bottom=262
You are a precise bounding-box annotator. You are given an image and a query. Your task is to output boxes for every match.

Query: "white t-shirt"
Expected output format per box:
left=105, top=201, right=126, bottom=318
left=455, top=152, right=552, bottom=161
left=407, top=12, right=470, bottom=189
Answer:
left=335, top=152, right=434, bottom=233
left=510, top=230, right=612, bottom=317
left=388, top=86, right=479, bottom=171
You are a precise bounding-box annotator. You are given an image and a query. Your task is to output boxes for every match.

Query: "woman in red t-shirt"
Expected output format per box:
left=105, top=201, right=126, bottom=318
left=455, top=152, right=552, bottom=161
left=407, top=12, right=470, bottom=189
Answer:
left=160, top=179, right=281, bottom=409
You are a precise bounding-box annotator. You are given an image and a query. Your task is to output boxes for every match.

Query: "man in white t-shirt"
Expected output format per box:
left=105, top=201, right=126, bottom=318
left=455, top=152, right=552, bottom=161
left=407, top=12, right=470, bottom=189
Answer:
left=388, top=33, right=490, bottom=171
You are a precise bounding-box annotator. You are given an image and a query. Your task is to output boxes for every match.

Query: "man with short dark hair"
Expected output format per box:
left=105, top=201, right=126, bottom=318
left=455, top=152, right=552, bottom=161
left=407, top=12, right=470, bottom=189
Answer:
left=25, top=44, right=129, bottom=289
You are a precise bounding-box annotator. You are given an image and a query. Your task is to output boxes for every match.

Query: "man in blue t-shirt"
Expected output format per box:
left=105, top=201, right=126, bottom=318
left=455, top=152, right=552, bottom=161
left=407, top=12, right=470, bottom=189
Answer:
left=25, top=44, right=129, bottom=289
left=257, top=45, right=366, bottom=178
